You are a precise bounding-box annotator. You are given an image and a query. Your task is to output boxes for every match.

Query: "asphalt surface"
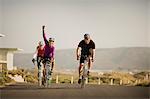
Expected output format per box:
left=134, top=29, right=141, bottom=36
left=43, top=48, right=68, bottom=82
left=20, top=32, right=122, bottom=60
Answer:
left=0, top=83, right=149, bottom=99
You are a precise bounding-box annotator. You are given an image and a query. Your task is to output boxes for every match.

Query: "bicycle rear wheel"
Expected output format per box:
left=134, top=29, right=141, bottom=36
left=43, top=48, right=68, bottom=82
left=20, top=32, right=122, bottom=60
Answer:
left=45, top=61, right=52, bottom=87
left=81, top=76, right=86, bottom=88
left=38, top=66, right=43, bottom=86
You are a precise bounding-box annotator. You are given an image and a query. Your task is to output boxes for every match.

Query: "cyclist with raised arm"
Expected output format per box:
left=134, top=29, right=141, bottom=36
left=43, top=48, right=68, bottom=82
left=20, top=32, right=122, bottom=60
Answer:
left=42, top=25, right=55, bottom=75
left=76, top=33, right=95, bottom=84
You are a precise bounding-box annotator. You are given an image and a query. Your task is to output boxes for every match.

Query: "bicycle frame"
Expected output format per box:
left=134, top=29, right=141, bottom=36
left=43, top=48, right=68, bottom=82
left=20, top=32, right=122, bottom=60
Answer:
left=81, top=55, right=89, bottom=88
left=44, top=58, right=52, bottom=87
left=33, top=57, right=43, bottom=86
left=38, top=57, right=43, bottom=86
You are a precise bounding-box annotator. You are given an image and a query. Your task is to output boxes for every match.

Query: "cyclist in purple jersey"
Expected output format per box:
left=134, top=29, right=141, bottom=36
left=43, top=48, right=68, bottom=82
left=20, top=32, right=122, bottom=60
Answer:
left=42, top=25, right=55, bottom=72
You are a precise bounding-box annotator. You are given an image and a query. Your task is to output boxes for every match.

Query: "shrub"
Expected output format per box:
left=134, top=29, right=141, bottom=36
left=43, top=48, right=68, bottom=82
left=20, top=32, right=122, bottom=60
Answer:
left=25, top=74, right=37, bottom=83
left=135, top=80, right=150, bottom=87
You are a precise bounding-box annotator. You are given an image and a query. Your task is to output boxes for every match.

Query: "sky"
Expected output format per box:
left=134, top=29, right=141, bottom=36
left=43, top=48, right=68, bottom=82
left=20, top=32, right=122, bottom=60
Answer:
left=0, top=0, right=149, bottom=53
left=0, top=0, right=2, bottom=45
left=148, top=0, right=150, bottom=46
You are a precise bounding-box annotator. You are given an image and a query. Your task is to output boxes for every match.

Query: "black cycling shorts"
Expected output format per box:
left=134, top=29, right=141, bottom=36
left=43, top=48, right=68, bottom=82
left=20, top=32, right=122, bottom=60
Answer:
left=80, top=55, right=90, bottom=64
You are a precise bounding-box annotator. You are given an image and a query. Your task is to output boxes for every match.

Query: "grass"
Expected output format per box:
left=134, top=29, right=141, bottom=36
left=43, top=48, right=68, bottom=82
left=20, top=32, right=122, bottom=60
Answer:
left=0, top=66, right=14, bottom=86
left=1, top=66, right=150, bottom=87
left=54, top=71, right=150, bottom=86
left=0, top=67, right=38, bottom=86
left=135, top=80, right=150, bottom=87
left=24, top=74, right=37, bottom=83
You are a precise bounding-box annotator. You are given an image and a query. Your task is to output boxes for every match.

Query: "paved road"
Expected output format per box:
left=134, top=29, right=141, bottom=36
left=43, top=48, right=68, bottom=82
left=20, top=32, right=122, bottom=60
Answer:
left=0, top=83, right=149, bottom=99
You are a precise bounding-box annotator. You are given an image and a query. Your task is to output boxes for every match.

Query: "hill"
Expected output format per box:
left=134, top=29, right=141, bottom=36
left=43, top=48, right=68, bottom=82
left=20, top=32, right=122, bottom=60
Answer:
left=14, top=47, right=150, bottom=71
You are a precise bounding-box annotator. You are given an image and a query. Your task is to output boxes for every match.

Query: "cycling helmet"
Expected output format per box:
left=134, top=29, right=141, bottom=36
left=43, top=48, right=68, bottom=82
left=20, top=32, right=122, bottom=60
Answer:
left=84, top=33, right=90, bottom=40
left=49, top=37, right=55, bottom=42
left=38, top=41, right=43, bottom=45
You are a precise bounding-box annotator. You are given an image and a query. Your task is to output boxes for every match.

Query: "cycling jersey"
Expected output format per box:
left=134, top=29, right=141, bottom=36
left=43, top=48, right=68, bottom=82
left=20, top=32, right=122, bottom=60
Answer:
left=78, top=40, right=95, bottom=56
left=37, top=46, right=44, bottom=57
left=43, top=31, right=55, bottom=59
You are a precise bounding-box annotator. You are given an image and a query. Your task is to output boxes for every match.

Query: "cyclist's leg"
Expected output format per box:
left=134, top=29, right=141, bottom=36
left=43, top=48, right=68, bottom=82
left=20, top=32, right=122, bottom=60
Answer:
left=88, top=48, right=94, bottom=70
left=88, top=56, right=93, bottom=69
left=78, top=57, right=84, bottom=84
left=87, top=56, right=92, bottom=76
left=45, top=58, right=51, bottom=85
left=79, top=56, right=85, bottom=77
left=37, top=57, right=42, bottom=86
left=78, top=64, right=82, bottom=84
left=79, top=63, right=84, bottom=78
left=42, top=60, right=46, bottom=84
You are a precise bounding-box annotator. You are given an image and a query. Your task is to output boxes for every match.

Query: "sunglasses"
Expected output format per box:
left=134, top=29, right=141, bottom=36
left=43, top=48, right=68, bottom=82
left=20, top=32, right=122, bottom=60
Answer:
left=84, top=37, right=89, bottom=40
left=49, top=40, right=54, bottom=42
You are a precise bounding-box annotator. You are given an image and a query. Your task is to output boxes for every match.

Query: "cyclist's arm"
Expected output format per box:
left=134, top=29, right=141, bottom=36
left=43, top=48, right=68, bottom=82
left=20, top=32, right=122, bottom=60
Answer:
left=42, top=26, right=49, bottom=45
left=92, top=49, right=95, bottom=60
left=76, top=47, right=81, bottom=60
left=33, top=46, right=38, bottom=59
left=76, top=41, right=83, bottom=60
left=91, top=41, right=96, bottom=60
left=32, top=47, right=38, bottom=63
left=33, top=53, right=37, bottom=59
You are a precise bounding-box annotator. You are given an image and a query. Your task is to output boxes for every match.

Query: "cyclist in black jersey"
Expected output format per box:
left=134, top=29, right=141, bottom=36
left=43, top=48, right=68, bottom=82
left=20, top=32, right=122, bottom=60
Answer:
left=76, top=33, right=95, bottom=84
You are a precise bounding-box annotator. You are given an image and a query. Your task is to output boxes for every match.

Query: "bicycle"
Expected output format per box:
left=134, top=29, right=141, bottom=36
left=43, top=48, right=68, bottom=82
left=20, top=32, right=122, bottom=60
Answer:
left=32, top=57, right=43, bottom=86
left=43, top=58, right=52, bottom=87
left=80, top=55, right=89, bottom=88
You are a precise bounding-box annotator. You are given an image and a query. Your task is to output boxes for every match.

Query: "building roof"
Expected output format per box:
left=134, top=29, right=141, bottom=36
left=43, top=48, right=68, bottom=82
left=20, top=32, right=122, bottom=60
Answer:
left=0, top=48, right=23, bottom=51
left=0, top=60, right=7, bottom=63
left=0, top=34, right=5, bottom=37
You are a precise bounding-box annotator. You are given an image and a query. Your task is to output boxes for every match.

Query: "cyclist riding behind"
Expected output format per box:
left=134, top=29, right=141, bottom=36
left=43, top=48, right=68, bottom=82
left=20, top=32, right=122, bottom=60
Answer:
left=32, top=41, right=44, bottom=70
left=42, top=25, right=55, bottom=73
left=76, top=33, right=95, bottom=84
left=32, top=41, right=44, bottom=85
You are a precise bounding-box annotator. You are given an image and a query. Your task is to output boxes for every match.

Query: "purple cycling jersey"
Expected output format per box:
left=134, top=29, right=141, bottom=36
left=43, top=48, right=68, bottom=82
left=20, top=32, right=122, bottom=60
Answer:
left=43, top=30, right=55, bottom=58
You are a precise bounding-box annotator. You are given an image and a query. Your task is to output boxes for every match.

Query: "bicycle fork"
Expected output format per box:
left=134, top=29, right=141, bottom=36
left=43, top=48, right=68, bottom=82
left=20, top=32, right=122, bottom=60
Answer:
left=81, top=61, right=88, bottom=88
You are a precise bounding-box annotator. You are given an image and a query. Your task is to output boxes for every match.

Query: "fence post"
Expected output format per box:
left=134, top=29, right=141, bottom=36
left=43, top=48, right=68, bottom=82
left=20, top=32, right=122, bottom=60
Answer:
left=110, top=78, right=113, bottom=85
left=56, top=75, right=59, bottom=84
left=138, top=79, right=141, bottom=84
left=98, top=77, right=101, bottom=85
left=135, top=80, right=138, bottom=85
left=145, top=74, right=149, bottom=80
left=98, top=73, right=101, bottom=85
left=120, top=79, right=123, bottom=85
left=127, top=80, right=130, bottom=84
left=85, top=78, right=88, bottom=84
left=71, top=76, right=74, bottom=84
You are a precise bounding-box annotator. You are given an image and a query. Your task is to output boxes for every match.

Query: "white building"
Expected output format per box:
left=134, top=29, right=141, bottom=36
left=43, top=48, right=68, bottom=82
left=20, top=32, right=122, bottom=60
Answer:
left=0, top=34, right=23, bottom=70
left=0, top=48, right=22, bottom=70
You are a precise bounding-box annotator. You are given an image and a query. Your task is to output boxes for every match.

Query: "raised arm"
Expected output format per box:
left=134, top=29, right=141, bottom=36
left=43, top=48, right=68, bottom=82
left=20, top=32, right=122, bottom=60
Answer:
left=42, top=25, right=49, bottom=45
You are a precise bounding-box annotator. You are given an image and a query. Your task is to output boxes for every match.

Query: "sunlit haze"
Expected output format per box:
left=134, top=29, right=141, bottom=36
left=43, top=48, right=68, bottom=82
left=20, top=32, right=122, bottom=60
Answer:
left=0, top=0, right=149, bottom=53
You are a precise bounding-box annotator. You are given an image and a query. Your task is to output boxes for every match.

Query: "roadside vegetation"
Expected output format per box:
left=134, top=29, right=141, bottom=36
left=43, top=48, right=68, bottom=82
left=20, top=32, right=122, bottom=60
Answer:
left=0, top=67, right=38, bottom=86
left=0, top=66, right=14, bottom=86
left=1, top=66, right=150, bottom=87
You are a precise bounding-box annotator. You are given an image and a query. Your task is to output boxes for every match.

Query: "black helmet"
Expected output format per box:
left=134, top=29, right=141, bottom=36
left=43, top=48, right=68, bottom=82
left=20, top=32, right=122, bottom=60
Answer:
left=49, top=37, right=55, bottom=42
left=84, top=33, right=90, bottom=40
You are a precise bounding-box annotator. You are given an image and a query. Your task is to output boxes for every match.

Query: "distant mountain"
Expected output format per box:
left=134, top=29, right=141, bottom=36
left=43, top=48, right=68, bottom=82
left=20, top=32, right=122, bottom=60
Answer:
left=14, top=47, right=150, bottom=71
